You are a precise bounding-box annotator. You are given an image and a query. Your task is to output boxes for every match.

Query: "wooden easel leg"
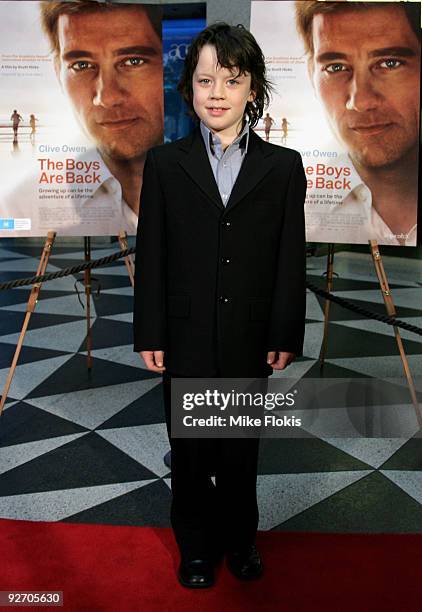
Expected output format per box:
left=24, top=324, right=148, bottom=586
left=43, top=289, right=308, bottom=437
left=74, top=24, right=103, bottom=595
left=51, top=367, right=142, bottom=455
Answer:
left=0, top=231, right=56, bottom=415
left=84, top=237, right=93, bottom=371
left=319, top=244, right=335, bottom=370
left=118, top=231, right=135, bottom=288
left=369, top=240, right=422, bottom=428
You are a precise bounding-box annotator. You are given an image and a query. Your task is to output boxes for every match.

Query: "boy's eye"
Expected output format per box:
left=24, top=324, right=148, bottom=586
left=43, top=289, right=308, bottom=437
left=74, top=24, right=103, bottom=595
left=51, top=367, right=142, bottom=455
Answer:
left=199, top=78, right=211, bottom=84
left=228, top=79, right=239, bottom=85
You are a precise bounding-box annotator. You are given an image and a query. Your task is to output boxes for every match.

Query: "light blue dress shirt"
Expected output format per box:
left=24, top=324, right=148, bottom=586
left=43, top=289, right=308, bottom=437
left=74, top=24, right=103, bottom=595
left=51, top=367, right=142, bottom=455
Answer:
left=200, top=120, right=250, bottom=207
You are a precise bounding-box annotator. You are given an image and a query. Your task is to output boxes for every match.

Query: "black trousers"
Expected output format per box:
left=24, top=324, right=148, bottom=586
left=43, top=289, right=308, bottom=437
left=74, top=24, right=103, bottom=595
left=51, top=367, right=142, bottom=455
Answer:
left=162, top=371, right=263, bottom=562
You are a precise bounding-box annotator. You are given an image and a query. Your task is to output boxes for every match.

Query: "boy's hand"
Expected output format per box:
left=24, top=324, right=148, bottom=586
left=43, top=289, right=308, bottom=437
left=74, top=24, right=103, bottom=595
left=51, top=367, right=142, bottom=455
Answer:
left=267, top=351, right=295, bottom=370
left=140, top=350, right=166, bottom=373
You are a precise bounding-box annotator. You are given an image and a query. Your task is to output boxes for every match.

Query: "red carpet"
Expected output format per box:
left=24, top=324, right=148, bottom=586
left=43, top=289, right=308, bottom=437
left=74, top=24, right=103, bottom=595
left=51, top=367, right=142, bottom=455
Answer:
left=1, top=518, right=422, bottom=611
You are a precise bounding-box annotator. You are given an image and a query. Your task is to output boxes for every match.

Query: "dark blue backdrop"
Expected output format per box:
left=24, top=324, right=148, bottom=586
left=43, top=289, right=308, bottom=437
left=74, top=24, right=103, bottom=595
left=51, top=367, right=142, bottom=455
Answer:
left=163, top=15, right=206, bottom=142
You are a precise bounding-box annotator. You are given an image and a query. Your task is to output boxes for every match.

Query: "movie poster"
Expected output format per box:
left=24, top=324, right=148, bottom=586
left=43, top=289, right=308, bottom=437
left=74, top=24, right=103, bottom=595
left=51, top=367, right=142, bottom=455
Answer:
left=250, top=0, right=421, bottom=246
left=0, top=0, right=165, bottom=237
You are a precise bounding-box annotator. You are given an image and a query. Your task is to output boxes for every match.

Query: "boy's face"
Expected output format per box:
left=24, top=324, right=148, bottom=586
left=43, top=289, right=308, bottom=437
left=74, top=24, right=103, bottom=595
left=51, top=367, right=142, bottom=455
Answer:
left=192, top=44, right=255, bottom=138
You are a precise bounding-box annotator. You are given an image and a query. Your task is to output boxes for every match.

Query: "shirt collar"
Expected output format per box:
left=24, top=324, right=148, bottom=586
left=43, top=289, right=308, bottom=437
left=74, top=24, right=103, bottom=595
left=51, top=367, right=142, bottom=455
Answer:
left=200, top=120, right=249, bottom=159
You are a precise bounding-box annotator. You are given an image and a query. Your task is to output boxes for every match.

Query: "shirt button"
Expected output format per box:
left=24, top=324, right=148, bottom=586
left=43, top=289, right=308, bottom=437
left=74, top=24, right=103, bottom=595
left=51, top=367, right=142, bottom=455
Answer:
left=221, top=257, right=231, bottom=264
left=219, top=296, right=229, bottom=303
left=222, top=221, right=231, bottom=228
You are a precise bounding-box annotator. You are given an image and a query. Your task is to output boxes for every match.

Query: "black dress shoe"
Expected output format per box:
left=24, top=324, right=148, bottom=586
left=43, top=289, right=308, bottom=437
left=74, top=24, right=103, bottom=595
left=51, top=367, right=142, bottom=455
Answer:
left=226, top=545, right=263, bottom=580
left=178, top=559, right=215, bottom=588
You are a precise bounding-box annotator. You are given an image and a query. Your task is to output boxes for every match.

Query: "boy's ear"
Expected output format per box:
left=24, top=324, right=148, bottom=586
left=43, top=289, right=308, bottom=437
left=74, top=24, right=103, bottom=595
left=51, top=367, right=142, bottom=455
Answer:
left=248, top=89, right=256, bottom=103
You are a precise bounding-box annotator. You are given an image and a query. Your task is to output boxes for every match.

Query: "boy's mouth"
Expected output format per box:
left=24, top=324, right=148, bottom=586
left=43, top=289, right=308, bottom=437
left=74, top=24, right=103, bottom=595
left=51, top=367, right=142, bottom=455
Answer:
left=207, top=107, right=230, bottom=116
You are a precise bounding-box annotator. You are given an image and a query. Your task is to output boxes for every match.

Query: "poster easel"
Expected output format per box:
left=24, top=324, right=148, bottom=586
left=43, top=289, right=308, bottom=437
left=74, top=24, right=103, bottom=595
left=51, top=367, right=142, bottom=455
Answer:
left=318, top=241, right=422, bottom=428
left=0, top=231, right=56, bottom=415
left=0, top=231, right=135, bottom=416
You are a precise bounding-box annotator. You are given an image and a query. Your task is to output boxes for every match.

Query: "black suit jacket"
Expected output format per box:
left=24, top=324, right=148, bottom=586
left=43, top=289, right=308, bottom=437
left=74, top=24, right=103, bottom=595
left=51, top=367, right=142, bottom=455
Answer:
left=133, top=127, right=307, bottom=377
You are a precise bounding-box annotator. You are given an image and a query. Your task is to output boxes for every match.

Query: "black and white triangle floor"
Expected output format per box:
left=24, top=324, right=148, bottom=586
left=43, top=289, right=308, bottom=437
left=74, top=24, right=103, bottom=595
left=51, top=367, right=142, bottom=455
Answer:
left=1, top=240, right=422, bottom=533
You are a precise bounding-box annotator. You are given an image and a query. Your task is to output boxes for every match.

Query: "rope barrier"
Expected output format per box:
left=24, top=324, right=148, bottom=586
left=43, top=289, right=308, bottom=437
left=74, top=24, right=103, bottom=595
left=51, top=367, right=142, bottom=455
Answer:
left=0, top=247, right=135, bottom=290
left=306, top=281, right=422, bottom=337
left=0, top=247, right=421, bottom=337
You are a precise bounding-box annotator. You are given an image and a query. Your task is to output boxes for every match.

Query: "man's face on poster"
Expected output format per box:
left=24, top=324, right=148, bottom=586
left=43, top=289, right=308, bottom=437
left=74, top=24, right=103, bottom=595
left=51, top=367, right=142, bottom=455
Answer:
left=309, top=5, right=420, bottom=169
left=55, top=6, right=163, bottom=162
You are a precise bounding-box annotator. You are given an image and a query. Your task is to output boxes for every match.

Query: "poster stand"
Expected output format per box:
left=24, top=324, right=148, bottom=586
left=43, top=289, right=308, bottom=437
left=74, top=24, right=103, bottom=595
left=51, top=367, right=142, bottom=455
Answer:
left=318, top=240, right=421, bottom=427
left=0, top=230, right=56, bottom=415
left=0, top=232, right=136, bottom=415
left=368, top=240, right=421, bottom=427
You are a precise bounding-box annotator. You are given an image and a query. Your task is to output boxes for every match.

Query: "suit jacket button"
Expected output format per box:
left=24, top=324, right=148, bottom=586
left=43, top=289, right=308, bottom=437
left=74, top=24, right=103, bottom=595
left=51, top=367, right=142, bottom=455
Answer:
left=219, top=296, right=229, bottom=303
left=221, top=257, right=231, bottom=264
left=222, top=221, right=231, bottom=228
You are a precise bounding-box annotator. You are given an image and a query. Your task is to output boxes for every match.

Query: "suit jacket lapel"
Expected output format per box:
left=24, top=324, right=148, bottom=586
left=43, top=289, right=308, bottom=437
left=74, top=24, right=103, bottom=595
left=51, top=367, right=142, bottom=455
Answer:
left=177, top=126, right=275, bottom=215
left=225, top=128, right=274, bottom=213
left=177, top=128, right=224, bottom=212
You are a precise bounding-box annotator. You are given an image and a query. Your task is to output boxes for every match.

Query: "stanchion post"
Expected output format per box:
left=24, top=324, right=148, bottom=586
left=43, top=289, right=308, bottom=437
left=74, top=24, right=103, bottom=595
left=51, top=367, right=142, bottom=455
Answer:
left=319, top=243, right=335, bottom=369
left=84, top=237, right=93, bottom=371
left=118, top=231, right=135, bottom=288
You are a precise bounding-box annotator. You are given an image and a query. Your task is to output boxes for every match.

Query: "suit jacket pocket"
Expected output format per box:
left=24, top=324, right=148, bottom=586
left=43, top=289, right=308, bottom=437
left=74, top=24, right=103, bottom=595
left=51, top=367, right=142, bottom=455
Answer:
left=168, top=295, right=191, bottom=318
left=249, top=297, right=271, bottom=321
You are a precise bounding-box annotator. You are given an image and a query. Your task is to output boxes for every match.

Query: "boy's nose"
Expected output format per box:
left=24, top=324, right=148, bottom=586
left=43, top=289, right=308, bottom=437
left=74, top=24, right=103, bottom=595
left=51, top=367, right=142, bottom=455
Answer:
left=210, top=82, right=225, bottom=99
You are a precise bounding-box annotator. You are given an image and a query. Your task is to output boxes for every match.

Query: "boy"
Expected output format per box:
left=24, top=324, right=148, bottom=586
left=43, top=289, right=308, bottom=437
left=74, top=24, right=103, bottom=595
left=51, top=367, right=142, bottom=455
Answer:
left=134, top=23, right=307, bottom=588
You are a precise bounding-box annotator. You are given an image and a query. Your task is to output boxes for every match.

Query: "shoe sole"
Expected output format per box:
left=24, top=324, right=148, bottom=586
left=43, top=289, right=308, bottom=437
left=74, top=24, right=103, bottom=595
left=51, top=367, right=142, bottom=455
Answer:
left=178, top=575, right=214, bottom=589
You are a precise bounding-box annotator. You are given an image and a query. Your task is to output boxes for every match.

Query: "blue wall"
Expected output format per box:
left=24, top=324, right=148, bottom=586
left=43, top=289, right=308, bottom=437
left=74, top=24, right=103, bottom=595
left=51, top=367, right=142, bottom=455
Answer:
left=163, top=16, right=206, bottom=142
